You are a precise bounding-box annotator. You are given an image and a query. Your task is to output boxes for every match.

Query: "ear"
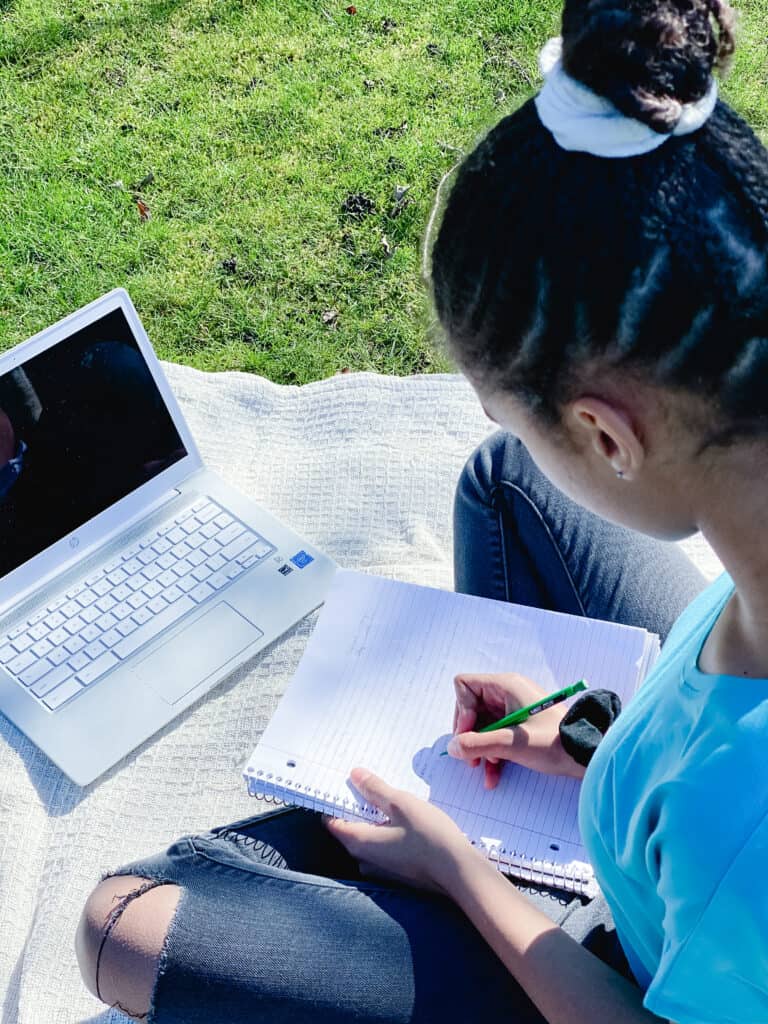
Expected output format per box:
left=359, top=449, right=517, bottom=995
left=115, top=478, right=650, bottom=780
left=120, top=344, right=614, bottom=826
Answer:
left=567, top=397, right=645, bottom=480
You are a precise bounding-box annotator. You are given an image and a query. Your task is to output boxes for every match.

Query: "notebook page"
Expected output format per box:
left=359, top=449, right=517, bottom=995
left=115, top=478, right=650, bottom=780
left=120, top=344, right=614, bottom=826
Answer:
left=246, top=569, right=654, bottom=874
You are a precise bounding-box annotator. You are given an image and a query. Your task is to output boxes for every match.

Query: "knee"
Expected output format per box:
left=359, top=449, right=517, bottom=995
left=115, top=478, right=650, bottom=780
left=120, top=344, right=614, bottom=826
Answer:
left=76, top=874, right=181, bottom=1021
left=455, top=431, right=531, bottom=515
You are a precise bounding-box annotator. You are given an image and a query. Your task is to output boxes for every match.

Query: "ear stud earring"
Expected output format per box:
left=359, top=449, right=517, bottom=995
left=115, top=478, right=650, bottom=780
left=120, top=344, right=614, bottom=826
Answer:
left=616, top=470, right=624, bottom=479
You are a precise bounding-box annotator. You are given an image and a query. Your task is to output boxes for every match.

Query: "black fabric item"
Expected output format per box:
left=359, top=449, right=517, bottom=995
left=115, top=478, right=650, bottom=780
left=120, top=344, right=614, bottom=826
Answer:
left=559, top=690, right=623, bottom=767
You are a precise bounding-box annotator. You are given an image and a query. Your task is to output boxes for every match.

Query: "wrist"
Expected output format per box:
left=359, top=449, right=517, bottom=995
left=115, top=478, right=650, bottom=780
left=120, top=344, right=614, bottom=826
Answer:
left=432, top=835, right=495, bottom=895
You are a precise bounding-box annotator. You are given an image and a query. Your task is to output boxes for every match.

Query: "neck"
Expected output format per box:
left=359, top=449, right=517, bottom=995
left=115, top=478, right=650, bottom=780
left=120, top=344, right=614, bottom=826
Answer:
left=695, top=442, right=768, bottom=676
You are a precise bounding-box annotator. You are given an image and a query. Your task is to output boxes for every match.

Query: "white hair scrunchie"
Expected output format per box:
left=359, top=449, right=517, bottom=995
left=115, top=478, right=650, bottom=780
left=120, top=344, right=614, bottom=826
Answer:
left=533, top=36, right=718, bottom=158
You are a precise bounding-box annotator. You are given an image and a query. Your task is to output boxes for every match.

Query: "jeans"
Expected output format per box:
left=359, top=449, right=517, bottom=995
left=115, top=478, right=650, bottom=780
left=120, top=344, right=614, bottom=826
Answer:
left=112, top=432, right=707, bottom=1023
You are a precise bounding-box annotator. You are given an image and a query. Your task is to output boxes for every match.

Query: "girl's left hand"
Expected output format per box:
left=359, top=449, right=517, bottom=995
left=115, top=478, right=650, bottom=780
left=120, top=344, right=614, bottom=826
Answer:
left=324, top=767, right=478, bottom=894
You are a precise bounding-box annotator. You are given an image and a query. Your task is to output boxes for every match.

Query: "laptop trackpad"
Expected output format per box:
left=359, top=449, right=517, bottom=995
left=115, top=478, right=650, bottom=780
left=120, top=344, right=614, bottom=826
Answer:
left=136, top=602, right=264, bottom=705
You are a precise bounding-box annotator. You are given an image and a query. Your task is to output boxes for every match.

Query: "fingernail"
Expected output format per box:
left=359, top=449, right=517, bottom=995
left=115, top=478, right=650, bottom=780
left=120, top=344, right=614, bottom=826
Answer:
left=446, top=737, right=460, bottom=758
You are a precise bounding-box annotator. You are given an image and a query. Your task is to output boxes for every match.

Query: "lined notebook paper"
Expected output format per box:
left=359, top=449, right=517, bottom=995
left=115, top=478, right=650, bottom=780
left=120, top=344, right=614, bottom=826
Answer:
left=244, top=570, right=659, bottom=895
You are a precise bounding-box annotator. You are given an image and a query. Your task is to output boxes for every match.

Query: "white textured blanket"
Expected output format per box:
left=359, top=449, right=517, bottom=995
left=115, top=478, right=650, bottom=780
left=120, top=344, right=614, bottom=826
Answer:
left=0, top=366, right=721, bottom=1024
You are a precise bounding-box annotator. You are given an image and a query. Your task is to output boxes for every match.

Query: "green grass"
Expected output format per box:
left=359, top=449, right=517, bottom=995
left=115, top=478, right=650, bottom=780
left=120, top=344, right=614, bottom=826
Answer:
left=1, top=0, right=768, bottom=381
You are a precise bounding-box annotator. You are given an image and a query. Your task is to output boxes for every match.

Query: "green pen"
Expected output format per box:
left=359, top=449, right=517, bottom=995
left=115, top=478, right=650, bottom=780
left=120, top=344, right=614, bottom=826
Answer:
left=440, top=679, right=588, bottom=755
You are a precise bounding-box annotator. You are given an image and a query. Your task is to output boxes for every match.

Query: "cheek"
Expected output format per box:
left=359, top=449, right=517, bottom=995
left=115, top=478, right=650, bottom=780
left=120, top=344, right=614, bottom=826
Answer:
left=521, top=440, right=697, bottom=540
left=518, top=438, right=594, bottom=507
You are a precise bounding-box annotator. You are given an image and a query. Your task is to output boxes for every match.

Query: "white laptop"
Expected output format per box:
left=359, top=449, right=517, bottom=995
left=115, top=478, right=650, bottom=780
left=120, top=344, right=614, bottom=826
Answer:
left=0, top=289, right=336, bottom=785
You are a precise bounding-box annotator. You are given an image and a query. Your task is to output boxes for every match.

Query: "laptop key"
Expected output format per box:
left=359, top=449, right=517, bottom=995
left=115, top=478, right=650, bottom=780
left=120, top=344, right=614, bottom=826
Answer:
left=221, top=533, right=257, bottom=561
left=64, top=615, right=86, bottom=636
left=78, top=652, right=119, bottom=685
left=190, top=582, right=214, bottom=604
left=28, top=623, right=48, bottom=642
left=31, top=639, right=53, bottom=660
left=64, top=635, right=87, bottom=656
left=114, top=596, right=196, bottom=659
left=45, top=611, right=66, bottom=630
left=8, top=650, right=36, bottom=675
left=68, top=651, right=90, bottom=672
left=10, top=633, right=34, bottom=653
left=101, top=628, right=123, bottom=649
left=48, top=647, right=70, bottom=667
left=44, top=677, right=83, bottom=711
left=0, top=644, right=17, bottom=663
left=218, top=523, right=244, bottom=545
left=31, top=662, right=75, bottom=697
left=198, top=505, right=218, bottom=524
left=19, top=659, right=55, bottom=687
left=85, top=639, right=107, bottom=660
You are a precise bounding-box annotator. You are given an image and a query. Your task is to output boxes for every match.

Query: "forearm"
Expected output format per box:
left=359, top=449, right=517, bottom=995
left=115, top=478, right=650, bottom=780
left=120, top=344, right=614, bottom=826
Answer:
left=442, top=849, right=669, bottom=1024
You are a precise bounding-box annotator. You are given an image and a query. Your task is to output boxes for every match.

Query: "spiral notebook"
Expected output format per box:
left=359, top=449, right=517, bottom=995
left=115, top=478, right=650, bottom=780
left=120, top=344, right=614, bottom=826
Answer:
left=243, top=570, right=660, bottom=896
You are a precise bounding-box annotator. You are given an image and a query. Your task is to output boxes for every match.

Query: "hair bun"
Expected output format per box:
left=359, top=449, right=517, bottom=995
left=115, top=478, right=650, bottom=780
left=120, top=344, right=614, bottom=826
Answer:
left=560, top=0, right=736, bottom=132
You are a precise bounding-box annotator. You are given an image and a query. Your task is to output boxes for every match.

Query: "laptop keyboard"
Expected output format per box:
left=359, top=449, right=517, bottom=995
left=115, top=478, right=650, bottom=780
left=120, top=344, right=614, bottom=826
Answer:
left=0, top=498, right=275, bottom=712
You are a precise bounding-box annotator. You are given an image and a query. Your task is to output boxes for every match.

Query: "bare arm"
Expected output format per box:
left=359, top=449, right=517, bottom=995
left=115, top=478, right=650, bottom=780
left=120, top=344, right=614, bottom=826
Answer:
left=443, top=846, right=670, bottom=1024
left=328, top=770, right=673, bottom=1024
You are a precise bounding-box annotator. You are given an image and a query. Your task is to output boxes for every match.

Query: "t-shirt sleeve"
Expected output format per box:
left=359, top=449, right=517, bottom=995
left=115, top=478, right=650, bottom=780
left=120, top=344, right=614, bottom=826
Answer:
left=644, top=810, right=768, bottom=1024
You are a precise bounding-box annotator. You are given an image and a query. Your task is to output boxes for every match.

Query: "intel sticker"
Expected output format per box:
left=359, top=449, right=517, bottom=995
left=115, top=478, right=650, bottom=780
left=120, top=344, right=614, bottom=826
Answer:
left=290, top=550, right=314, bottom=569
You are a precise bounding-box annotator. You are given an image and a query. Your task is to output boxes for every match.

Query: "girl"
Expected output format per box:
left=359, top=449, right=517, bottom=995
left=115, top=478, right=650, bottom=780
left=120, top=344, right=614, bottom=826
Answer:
left=76, top=0, right=768, bottom=1021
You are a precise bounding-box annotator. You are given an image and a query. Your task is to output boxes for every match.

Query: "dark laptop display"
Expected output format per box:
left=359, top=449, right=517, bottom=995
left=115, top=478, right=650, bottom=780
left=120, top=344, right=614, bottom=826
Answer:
left=0, top=309, right=187, bottom=578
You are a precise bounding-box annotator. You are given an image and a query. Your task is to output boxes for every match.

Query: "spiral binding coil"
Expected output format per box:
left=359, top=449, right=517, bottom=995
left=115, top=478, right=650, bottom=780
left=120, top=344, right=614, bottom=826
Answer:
left=245, top=768, right=596, bottom=896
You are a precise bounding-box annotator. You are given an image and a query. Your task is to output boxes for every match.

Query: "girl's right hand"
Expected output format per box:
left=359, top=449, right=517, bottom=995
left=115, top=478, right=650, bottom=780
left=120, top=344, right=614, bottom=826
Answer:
left=447, top=672, right=586, bottom=788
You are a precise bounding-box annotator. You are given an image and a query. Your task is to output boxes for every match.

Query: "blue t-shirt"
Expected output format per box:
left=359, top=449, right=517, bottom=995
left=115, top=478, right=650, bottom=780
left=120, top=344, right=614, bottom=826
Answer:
left=579, top=573, right=768, bottom=1024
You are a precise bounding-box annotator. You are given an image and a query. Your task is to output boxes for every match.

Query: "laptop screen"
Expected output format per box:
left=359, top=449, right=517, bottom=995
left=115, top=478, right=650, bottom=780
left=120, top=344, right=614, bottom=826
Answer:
left=0, top=308, right=187, bottom=579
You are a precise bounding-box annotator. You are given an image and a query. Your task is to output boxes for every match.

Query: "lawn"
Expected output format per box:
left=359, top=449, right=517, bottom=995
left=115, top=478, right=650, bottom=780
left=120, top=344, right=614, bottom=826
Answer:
left=1, top=0, right=767, bottom=382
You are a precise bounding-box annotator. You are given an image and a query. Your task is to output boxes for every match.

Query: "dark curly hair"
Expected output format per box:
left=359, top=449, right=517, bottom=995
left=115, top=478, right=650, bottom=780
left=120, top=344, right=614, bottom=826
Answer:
left=431, top=0, right=768, bottom=445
